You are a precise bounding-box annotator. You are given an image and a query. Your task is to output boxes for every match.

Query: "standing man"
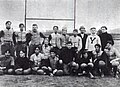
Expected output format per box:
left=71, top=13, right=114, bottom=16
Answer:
left=78, top=26, right=88, bottom=51
left=60, top=27, right=69, bottom=48
left=85, top=27, right=101, bottom=52
left=99, top=26, right=114, bottom=51
left=15, top=23, right=27, bottom=57
left=27, top=24, right=45, bottom=57
left=69, top=29, right=82, bottom=54
left=1, top=21, right=14, bottom=56
left=49, top=26, right=61, bottom=56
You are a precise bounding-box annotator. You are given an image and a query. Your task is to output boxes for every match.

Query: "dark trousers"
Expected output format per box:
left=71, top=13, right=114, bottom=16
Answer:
left=15, top=42, right=27, bottom=57
left=1, top=42, right=14, bottom=56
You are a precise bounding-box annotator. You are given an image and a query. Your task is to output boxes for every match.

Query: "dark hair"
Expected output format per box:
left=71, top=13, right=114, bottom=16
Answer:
left=95, top=44, right=101, bottom=48
left=79, top=26, right=85, bottom=30
left=5, top=50, right=10, bottom=54
left=19, top=50, right=25, bottom=53
left=32, top=24, right=37, bottom=26
left=73, top=29, right=78, bottom=32
left=50, top=48, right=56, bottom=53
left=53, top=26, right=58, bottom=30
left=107, top=40, right=114, bottom=45
left=66, top=41, right=72, bottom=45
left=19, top=23, right=24, bottom=27
left=101, top=26, right=107, bottom=30
left=90, top=27, right=96, bottom=30
left=82, top=49, right=88, bottom=54
left=5, top=21, right=11, bottom=25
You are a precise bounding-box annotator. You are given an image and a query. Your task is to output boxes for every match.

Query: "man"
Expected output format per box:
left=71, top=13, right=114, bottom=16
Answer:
left=78, top=26, right=88, bottom=51
left=27, top=24, right=45, bottom=57
left=60, top=27, right=69, bottom=48
left=30, top=47, right=44, bottom=75
left=60, top=41, right=78, bottom=75
left=75, top=49, right=95, bottom=78
left=15, top=50, right=32, bottom=75
left=15, top=23, right=27, bottom=57
left=69, top=29, right=82, bottom=54
left=85, top=27, right=101, bottom=52
left=0, top=50, right=14, bottom=75
left=92, top=44, right=109, bottom=77
left=99, top=26, right=114, bottom=51
left=49, top=26, right=61, bottom=56
left=47, top=49, right=64, bottom=76
left=1, top=21, right=14, bottom=56
left=104, top=41, right=120, bottom=78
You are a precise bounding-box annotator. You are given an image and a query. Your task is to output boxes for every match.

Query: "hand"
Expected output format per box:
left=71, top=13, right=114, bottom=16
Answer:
left=110, top=60, right=116, bottom=64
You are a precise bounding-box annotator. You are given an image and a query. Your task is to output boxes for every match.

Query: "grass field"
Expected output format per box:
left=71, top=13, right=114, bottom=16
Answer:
left=0, top=40, right=120, bottom=87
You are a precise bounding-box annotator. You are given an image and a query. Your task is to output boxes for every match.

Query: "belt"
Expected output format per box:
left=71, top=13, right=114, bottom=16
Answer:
left=17, top=41, right=26, bottom=44
left=4, top=40, right=12, bottom=42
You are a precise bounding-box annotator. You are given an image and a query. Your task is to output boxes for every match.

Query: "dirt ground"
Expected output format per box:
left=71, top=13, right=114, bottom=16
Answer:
left=0, top=75, right=120, bottom=87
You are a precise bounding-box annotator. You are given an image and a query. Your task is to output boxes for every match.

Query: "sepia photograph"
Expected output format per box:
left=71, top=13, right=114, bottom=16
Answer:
left=0, top=0, right=120, bottom=87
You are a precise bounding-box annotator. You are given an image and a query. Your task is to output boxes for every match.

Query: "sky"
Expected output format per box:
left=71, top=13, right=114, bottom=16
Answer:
left=0, top=0, right=120, bottom=33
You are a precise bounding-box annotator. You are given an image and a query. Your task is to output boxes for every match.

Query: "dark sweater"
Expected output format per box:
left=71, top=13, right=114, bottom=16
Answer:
left=99, top=32, right=114, bottom=51
left=15, top=57, right=32, bottom=70
left=60, top=47, right=76, bottom=64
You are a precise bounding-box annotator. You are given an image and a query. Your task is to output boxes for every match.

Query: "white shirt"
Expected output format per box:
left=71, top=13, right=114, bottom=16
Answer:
left=85, top=34, right=101, bottom=51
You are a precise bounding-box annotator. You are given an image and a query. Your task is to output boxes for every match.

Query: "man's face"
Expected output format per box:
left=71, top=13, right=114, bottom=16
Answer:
left=53, top=27, right=58, bottom=33
left=95, top=46, right=100, bottom=52
left=80, top=28, right=86, bottom=34
left=83, top=53, right=88, bottom=58
left=62, top=30, right=67, bottom=35
left=91, top=29, right=96, bottom=34
left=35, top=48, right=40, bottom=54
left=5, top=51, right=10, bottom=58
left=32, top=25, right=38, bottom=32
left=106, top=43, right=111, bottom=49
left=50, top=52, right=56, bottom=58
left=19, top=51, right=25, bottom=57
left=101, top=28, right=107, bottom=33
left=6, top=22, right=11, bottom=29
left=73, top=31, right=78, bottom=35
left=67, top=44, right=72, bottom=49
left=20, top=25, right=24, bottom=31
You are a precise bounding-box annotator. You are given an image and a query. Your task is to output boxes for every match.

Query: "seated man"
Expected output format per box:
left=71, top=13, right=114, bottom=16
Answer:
left=0, top=50, right=14, bottom=75
left=75, top=49, right=94, bottom=78
left=30, top=47, right=44, bottom=75
left=104, top=41, right=120, bottom=78
left=92, top=44, right=109, bottom=77
left=60, top=41, right=78, bottom=75
left=48, top=48, right=64, bottom=76
left=15, top=50, right=32, bottom=75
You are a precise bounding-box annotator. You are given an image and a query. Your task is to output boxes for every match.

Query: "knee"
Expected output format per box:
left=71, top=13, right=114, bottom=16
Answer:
left=112, top=61, right=119, bottom=67
left=32, top=67, right=39, bottom=71
left=37, top=69, right=44, bottom=75
left=15, top=69, right=23, bottom=75
left=41, top=66, right=48, bottom=71
left=99, top=61, right=106, bottom=66
left=55, top=70, right=64, bottom=76
left=88, top=63, right=94, bottom=67
left=72, top=62, right=79, bottom=69
left=23, top=68, right=31, bottom=75
left=80, top=63, right=87, bottom=68
left=8, top=69, right=14, bottom=74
